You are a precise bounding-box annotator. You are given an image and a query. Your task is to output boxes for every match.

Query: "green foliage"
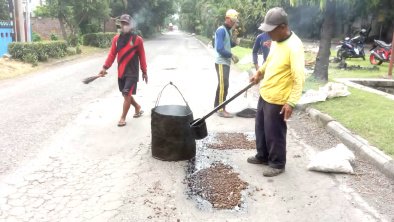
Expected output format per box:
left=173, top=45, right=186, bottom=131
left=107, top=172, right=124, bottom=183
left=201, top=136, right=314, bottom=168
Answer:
left=33, top=5, right=51, bottom=17
left=41, top=0, right=111, bottom=38
left=312, top=87, right=394, bottom=155
left=177, top=0, right=275, bottom=38
left=32, top=32, right=42, bottom=42
left=50, top=33, right=59, bottom=41
left=8, top=41, right=68, bottom=65
left=82, top=32, right=116, bottom=48
left=76, top=45, right=82, bottom=54
left=0, top=0, right=10, bottom=20
left=238, top=38, right=254, bottom=48
left=66, top=47, right=77, bottom=56
left=67, top=35, right=80, bottom=47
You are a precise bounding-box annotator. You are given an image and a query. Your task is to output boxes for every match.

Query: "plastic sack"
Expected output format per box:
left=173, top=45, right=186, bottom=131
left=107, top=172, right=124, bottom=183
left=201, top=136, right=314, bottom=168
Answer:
left=298, top=89, right=328, bottom=105
left=307, top=144, right=355, bottom=174
left=321, top=82, right=351, bottom=99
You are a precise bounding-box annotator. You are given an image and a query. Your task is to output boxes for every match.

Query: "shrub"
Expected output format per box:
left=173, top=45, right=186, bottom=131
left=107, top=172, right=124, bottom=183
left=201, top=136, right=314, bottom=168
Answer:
left=239, top=38, right=254, bottom=48
left=67, top=47, right=77, bottom=56
left=50, top=33, right=59, bottom=41
left=76, top=45, right=82, bottom=54
left=32, top=32, right=42, bottom=42
left=8, top=41, right=68, bottom=65
left=82, top=32, right=117, bottom=48
left=68, top=35, right=80, bottom=47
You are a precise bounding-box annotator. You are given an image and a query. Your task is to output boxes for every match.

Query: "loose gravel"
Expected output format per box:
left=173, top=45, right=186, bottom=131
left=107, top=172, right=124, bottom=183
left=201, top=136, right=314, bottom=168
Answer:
left=204, top=133, right=255, bottom=150
left=187, top=162, right=248, bottom=209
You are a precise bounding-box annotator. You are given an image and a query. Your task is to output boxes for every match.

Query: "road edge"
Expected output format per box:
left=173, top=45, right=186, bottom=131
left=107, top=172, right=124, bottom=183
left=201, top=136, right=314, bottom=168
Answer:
left=296, top=104, right=394, bottom=180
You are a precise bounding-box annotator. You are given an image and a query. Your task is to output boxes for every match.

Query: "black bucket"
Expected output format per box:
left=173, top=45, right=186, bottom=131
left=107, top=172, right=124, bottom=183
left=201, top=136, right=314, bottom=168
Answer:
left=151, top=83, right=196, bottom=161
left=190, top=118, right=208, bottom=140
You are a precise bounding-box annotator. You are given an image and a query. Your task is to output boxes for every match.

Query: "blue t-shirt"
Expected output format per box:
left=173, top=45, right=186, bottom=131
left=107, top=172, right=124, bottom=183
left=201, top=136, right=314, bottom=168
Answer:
left=252, top=32, right=271, bottom=65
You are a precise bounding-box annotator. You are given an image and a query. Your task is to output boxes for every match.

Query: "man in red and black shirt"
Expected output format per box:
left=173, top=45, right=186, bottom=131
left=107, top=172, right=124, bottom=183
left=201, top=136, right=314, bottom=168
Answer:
left=99, top=14, right=147, bottom=127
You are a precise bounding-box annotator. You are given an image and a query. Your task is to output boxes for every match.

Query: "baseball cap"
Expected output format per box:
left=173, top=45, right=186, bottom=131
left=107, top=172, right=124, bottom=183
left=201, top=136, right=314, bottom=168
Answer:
left=119, top=14, right=132, bottom=24
left=226, top=9, right=239, bottom=22
left=260, top=7, right=288, bottom=32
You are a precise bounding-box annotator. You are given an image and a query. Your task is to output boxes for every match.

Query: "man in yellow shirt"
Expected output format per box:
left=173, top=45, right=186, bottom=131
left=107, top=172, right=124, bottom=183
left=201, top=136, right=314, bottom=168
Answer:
left=248, top=7, right=305, bottom=177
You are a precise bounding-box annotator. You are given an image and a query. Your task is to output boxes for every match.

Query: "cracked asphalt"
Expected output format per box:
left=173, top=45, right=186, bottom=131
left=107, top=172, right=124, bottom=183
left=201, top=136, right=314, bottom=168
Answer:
left=0, top=31, right=392, bottom=222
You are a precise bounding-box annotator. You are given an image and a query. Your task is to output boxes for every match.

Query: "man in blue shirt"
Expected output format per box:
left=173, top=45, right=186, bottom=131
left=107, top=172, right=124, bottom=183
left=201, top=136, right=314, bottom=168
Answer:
left=214, top=9, right=239, bottom=118
left=252, top=24, right=271, bottom=70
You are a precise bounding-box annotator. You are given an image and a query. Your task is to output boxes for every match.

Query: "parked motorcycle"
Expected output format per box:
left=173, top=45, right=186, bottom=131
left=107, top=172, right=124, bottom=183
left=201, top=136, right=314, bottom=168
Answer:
left=370, top=39, right=392, bottom=65
left=336, top=29, right=368, bottom=60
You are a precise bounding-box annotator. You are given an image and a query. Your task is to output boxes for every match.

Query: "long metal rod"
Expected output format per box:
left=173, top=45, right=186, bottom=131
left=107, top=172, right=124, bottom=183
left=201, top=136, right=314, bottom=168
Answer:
left=194, top=82, right=255, bottom=125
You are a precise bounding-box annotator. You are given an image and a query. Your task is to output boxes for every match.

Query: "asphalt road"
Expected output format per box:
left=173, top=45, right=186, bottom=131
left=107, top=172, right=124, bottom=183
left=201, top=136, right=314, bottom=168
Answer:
left=0, top=31, right=392, bottom=222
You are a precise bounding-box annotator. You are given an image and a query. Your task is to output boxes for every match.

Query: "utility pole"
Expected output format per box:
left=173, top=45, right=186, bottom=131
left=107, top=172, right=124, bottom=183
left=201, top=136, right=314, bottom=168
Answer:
left=25, top=0, right=31, bottom=42
left=14, top=0, right=25, bottom=42
left=388, top=31, right=394, bottom=79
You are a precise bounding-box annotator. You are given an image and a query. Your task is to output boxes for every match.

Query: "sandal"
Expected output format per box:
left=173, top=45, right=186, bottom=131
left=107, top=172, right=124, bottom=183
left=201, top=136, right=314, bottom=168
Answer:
left=133, top=110, right=144, bottom=118
left=217, top=111, right=234, bottom=118
left=117, top=121, right=127, bottom=127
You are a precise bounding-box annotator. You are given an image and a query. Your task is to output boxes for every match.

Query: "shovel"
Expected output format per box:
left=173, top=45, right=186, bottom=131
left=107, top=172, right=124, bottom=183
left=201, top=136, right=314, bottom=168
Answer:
left=190, top=82, right=255, bottom=140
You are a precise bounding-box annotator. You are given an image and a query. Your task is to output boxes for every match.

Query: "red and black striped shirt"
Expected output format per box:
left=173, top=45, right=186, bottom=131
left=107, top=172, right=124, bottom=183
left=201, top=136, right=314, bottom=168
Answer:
left=103, top=33, right=147, bottom=79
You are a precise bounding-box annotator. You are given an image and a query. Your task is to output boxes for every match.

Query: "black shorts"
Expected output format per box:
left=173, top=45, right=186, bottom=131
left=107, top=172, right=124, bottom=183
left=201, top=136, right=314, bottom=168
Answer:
left=118, top=76, right=138, bottom=96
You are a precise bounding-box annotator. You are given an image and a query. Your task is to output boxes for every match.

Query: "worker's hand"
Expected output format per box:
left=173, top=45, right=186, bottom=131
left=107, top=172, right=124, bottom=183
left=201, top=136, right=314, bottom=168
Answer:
left=250, top=71, right=262, bottom=85
left=142, top=72, right=148, bottom=84
left=280, top=104, right=293, bottom=121
left=254, top=64, right=259, bottom=71
left=232, top=55, right=239, bottom=64
left=235, top=38, right=241, bottom=45
left=98, top=68, right=107, bottom=77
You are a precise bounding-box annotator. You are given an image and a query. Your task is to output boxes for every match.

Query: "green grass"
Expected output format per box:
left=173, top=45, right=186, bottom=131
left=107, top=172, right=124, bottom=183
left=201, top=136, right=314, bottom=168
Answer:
left=304, top=49, right=394, bottom=156
left=195, top=37, right=255, bottom=72
left=311, top=87, right=394, bottom=156
left=195, top=35, right=211, bottom=45
left=231, top=46, right=254, bottom=72
left=328, top=58, right=390, bottom=79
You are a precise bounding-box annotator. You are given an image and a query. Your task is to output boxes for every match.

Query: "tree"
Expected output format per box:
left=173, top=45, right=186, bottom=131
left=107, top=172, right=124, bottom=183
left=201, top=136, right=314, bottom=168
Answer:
left=0, top=0, right=10, bottom=20
left=289, top=0, right=393, bottom=81
left=36, top=0, right=111, bottom=42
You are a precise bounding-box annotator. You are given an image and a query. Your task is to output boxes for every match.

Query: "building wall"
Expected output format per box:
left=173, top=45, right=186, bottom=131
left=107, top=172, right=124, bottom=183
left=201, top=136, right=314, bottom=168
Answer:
left=0, top=20, right=13, bottom=56
left=31, top=17, right=65, bottom=40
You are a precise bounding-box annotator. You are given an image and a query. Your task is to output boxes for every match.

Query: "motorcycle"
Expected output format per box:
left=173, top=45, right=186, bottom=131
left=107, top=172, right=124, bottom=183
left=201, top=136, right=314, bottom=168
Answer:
left=336, top=29, right=369, bottom=60
left=370, top=39, right=392, bottom=65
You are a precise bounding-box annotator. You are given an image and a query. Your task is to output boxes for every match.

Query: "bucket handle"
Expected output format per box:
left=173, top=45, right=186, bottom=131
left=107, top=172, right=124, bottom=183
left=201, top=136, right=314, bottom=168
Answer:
left=155, top=82, right=190, bottom=108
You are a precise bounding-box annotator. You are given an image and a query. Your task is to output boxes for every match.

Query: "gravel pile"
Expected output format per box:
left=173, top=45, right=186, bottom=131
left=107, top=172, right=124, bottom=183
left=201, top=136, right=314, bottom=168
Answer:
left=187, top=162, right=248, bottom=209
left=205, top=133, right=255, bottom=150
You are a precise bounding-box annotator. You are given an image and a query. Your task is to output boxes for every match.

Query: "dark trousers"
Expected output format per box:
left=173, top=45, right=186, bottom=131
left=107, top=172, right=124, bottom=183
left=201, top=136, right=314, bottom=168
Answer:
left=214, top=63, right=230, bottom=111
left=255, top=97, right=287, bottom=169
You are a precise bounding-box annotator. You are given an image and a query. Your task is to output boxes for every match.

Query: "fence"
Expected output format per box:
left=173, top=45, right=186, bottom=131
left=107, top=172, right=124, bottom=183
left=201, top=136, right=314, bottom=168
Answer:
left=0, top=20, right=14, bottom=56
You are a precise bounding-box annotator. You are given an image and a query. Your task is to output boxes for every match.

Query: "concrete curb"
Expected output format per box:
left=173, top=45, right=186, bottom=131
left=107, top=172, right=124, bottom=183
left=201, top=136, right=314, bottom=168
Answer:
left=298, top=106, right=394, bottom=180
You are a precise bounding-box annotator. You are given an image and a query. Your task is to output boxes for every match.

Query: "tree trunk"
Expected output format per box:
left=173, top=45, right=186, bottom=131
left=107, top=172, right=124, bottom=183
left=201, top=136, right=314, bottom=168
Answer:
left=58, top=15, right=67, bottom=40
left=313, top=0, right=336, bottom=82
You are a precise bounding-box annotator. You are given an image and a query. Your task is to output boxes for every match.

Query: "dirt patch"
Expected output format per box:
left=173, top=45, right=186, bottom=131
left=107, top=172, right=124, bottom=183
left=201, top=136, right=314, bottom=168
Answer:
left=336, top=61, right=380, bottom=71
left=0, top=57, right=36, bottom=80
left=187, top=162, right=248, bottom=209
left=205, top=133, right=255, bottom=150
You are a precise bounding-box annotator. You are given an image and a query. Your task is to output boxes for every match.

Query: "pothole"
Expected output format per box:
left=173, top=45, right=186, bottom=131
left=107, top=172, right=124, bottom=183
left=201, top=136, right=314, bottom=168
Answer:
left=186, top=161, right=248, bottom=210
left=185, top=132, right=254, bottom=211
left=203, top=132, right=255, bottom=150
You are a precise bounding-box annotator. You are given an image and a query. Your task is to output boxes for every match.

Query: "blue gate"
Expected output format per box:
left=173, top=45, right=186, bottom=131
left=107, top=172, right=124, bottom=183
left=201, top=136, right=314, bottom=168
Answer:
left=0, top=20, right=14, bottom=56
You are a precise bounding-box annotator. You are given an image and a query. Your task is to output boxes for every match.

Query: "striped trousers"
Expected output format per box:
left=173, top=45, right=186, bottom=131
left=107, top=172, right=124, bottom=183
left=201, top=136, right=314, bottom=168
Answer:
left=214, top=63, right=230, bottom=111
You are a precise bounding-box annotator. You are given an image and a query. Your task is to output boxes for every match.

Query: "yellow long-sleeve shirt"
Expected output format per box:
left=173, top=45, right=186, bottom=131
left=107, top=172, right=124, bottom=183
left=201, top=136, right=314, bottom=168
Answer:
left=258, top=32, right=305, bottom=107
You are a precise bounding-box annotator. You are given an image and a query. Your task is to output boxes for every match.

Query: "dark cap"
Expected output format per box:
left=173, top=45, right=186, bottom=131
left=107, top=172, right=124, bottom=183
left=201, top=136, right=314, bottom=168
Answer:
left=119, top=14, right=132, bottom=24
left=260, top=7, right=288, bottom=32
